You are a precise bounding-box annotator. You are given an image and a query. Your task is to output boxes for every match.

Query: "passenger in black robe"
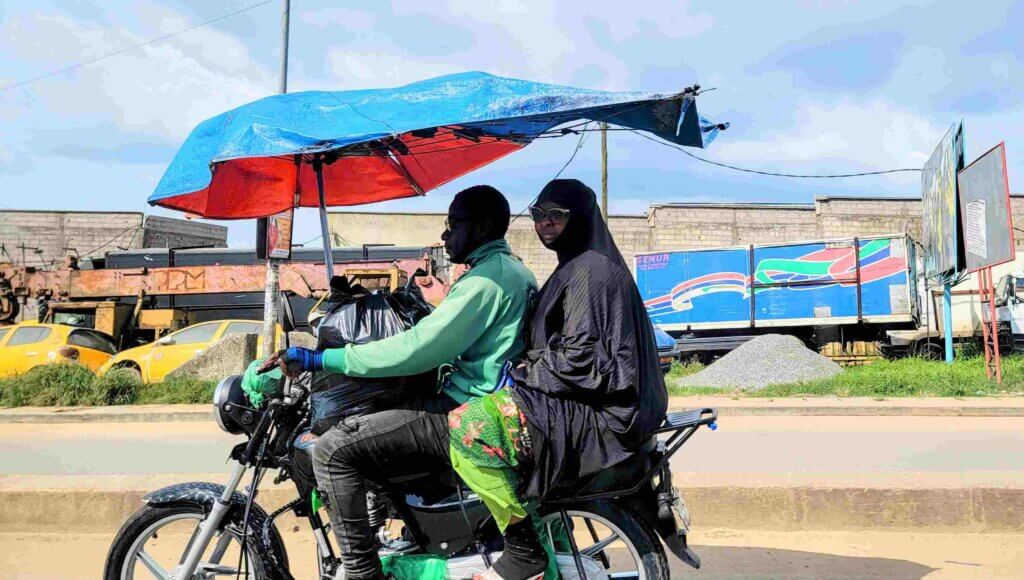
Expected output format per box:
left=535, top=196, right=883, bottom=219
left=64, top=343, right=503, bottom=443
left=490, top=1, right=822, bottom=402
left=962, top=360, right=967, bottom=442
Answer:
left=509, top=178, right=669, bottom=502
left=454, top=179, right=669, bottom=578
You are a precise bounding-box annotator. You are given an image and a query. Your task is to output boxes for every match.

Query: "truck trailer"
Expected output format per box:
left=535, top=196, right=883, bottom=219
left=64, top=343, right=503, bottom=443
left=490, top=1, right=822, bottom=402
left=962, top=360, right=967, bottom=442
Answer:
left=635, top=234, right=919, bottom=364
left=0, top=245, right=452, bottom=349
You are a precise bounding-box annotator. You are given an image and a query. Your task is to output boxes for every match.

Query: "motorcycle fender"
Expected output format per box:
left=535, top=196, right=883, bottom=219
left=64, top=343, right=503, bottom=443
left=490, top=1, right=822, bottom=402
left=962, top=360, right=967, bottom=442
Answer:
left=618, top=487, right=702, bottom=570
left=143, top=482, right=294, bottom=580
left=660, top=526, right=701, bottom=570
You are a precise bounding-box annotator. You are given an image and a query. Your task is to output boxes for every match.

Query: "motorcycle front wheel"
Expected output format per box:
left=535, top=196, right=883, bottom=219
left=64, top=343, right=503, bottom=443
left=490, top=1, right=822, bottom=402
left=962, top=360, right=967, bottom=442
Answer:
left=541, top=499, right=670, bottom=580
left=103, top=504, right=275, bottom=580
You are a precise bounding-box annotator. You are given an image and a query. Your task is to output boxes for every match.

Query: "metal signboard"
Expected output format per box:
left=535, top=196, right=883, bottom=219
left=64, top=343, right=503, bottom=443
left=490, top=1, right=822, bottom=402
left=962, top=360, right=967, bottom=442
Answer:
left=266, top=209, right=294, bottom=260
left=957, top=142, right=1014, bottom=273
left=257, top=209, right=294, bottom=260
left=920, top=122, right=965, bottom=278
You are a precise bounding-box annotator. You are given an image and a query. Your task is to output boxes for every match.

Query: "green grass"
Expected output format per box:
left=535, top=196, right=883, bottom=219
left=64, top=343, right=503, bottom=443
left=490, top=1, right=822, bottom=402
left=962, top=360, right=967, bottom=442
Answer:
left=668, top=354, right=1024, bottom=398
left=0, top=364, right=216, bottom=407
left=667, top=358, right=705, bottom=379
left=135, top=376, right=218, bottom=404
left=2, top=355, right=1021, bottom=406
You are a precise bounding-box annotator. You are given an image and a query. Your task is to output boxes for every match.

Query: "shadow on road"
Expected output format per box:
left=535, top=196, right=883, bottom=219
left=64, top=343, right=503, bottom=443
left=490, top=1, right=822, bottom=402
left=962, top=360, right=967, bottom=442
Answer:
left=673, top=544, right=936, bottom=578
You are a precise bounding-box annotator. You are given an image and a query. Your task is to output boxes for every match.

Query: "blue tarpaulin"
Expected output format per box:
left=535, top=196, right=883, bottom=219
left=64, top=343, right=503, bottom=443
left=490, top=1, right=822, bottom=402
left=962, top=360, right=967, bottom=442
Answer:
left=149, top=71, right=725, bottom=218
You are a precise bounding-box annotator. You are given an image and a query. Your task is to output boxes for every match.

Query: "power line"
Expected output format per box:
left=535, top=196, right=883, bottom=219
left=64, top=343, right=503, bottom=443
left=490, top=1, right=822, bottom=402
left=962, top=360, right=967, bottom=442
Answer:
left=76, top=224, right=142, bottom=258
left=628, top=129, right=922, bottom=179
left=0, top=0, right=276, bottom=93
left=511, top=123, right=594, bottom=225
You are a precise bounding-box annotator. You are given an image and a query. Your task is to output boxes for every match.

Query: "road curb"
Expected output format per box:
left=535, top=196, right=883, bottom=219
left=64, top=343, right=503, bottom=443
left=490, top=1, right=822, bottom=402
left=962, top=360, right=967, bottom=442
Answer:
left=677, top=405, right=1024, bottom=417
left=0, top=408, right=213, bottom=424
left=2, top=398, right=1023, bottom=423
left=2, top=482, right=1020, bottom=534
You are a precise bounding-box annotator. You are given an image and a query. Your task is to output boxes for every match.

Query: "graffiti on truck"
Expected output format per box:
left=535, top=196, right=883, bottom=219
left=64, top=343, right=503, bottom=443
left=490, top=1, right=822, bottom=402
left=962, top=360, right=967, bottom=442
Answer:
left=642, top=238, right=909, bottom=322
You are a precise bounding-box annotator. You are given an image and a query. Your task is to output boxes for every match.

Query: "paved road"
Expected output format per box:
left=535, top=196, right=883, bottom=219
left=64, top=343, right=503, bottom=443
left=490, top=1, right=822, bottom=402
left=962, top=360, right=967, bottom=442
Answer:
left=3, top=416, right=1023, bottom=484
left=5, top=528, right=1023, bottom=579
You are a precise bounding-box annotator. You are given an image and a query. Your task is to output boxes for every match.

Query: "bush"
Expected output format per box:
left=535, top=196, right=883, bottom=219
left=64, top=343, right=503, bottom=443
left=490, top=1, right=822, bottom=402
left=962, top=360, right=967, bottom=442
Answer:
left=92, top=368, right=142, bottom=405
left=667, top=358, right=705, bottom=379
left=0, top=363, right=217, bottom=407
left=136, top=376, right=217, bottom=405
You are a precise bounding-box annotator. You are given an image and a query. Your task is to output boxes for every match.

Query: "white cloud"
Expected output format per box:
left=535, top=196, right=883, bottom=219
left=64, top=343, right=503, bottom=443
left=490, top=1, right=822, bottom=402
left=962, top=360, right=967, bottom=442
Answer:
left=882, top=45, right=952, bottom=103
left=326, top=51, right=465, bottom=87
left=637, top=5, right=715, bottom=40
left=990, top=60, right=1011, bottom=80
left=443, top=0, right=575, bottom=79
left=298, top=7, right=377, bottom=32
left=713, top=98, right=943, bottom=181
left=2, top=8, right=274, bottom=142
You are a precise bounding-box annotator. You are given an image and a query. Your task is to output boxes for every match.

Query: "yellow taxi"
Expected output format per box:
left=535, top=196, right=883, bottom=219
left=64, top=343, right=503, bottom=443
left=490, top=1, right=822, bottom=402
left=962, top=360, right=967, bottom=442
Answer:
left=98, top=320, right=283, bottom=383
left=0, top=322, right=117, bottom=377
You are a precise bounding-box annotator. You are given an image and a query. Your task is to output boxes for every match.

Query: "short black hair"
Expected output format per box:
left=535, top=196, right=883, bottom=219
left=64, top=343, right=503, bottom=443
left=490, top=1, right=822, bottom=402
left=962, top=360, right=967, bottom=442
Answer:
left=452, top=185, right=511, bottom=238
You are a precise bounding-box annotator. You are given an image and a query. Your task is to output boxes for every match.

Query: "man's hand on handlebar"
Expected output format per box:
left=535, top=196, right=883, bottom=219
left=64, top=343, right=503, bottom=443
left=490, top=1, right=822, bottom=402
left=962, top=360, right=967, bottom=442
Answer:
left=258, top=347, right=325, bottom=377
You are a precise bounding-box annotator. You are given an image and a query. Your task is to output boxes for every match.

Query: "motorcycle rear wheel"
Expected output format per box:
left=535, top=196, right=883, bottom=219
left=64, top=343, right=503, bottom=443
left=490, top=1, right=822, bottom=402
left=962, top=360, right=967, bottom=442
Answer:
left=103, top=504, right=273, bottom=580
left=541, top=499, right=669, bottom=580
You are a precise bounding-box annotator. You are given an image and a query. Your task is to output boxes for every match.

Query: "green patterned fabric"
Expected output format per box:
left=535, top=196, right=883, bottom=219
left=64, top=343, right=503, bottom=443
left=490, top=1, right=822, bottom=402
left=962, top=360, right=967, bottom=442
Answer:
left=449, top=390, right=558, bottom=579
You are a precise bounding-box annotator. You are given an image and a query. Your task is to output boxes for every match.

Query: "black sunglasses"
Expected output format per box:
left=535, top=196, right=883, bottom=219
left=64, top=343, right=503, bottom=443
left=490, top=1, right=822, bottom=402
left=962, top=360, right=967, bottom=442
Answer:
left=529, top=206, right=571, bottom=224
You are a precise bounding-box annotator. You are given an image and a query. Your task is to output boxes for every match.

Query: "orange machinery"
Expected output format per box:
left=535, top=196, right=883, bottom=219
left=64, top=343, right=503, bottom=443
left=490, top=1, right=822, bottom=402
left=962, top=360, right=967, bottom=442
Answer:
left=0, top=249, right=452, bottom=344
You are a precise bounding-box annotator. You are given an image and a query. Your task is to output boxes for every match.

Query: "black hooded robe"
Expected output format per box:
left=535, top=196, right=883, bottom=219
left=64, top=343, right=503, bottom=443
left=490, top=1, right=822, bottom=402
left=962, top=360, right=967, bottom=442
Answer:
left=509, top=179, right=668, bottom=501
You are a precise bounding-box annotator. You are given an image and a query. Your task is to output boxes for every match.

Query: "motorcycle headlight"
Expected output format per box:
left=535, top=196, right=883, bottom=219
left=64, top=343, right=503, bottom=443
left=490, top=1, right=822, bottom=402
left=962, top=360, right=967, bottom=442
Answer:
left=212, top=374, right=248, bottom=435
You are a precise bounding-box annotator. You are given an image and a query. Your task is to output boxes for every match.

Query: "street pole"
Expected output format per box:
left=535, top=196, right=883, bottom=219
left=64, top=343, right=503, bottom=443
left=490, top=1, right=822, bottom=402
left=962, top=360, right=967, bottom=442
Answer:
left=260, top=0, right=289, bottom=358
left=600, top=122, right=608, bottom=221
left=943, top=281, right=954, bottom=363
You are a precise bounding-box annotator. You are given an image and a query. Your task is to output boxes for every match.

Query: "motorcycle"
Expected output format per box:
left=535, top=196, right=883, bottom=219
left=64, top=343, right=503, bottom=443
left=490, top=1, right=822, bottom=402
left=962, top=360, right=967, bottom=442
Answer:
left=104, top=369, right=717, bottom=579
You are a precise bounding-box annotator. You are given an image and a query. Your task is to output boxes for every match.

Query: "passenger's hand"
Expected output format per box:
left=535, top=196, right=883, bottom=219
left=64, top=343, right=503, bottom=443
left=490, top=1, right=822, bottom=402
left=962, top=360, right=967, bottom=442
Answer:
left=259, top=347, right=324, bottom=377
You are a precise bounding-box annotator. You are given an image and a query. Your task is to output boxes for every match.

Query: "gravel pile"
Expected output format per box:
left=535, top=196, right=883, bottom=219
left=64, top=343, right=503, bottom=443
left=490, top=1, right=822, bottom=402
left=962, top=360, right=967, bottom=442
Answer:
left=678, top=333, right=842, bottom=391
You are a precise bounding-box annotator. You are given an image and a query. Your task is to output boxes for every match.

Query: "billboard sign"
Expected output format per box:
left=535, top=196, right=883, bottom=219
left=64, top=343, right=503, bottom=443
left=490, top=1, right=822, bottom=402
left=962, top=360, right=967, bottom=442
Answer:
left=957, top=142, right=1014, bottom=273
left=920, top=122, right=965, bottom=278
left=256, top=209, right=294, bottom=260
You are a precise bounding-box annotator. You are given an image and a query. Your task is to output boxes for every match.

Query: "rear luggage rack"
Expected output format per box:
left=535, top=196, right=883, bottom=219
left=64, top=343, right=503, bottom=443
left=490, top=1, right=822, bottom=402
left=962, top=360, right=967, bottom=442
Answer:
left=546, top=407, right=718, bottom=503
left=655, top=408, right=717, bottom=434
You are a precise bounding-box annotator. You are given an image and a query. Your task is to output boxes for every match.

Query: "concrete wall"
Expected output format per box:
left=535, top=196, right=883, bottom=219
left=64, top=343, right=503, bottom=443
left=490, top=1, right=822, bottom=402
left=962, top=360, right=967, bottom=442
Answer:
left=0, top=210, right=145, bottom=267
left=329, top=211, right=649, bottom=282
left=0, top=211, right=229, bottom=269
left=142, top=215, right=228, bottom=249
left=329, top=195, right=1024, bottom=283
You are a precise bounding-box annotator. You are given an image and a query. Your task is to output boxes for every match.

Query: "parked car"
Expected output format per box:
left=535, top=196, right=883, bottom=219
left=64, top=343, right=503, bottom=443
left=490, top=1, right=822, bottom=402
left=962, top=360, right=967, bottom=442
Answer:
left=653, top=326, right=680, bottom=374
left=98, top=320, right=283, bottom=383
left=0, top=322, right=117, bottom=376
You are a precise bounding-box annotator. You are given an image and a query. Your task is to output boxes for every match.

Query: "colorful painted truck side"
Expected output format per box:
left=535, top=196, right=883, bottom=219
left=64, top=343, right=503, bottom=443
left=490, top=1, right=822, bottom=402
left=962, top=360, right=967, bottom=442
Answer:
left=634, top=234, right=919, bottom=363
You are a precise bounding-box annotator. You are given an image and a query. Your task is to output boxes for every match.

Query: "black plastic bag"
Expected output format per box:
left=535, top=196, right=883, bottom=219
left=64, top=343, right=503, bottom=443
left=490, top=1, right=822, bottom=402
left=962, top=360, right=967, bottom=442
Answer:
left=315, top=272, right=433, bottom=350
left=310, top=273, right=435, bottom=434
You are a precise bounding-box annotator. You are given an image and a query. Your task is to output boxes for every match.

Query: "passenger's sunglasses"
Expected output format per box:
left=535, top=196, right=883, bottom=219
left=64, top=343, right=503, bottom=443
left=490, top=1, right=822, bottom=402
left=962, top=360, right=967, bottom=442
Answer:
left=529, top=206, right=571, bottom=224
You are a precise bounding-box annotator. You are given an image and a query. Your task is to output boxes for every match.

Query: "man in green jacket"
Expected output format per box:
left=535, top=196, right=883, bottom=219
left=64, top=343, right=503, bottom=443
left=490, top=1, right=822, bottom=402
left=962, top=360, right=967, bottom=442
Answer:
left=263, top=185, right=537, bottom=580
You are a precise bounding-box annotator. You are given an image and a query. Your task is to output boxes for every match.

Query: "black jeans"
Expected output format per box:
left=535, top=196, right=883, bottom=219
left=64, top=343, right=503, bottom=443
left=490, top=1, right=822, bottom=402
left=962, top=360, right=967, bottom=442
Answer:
left=312, top=394, right=457, bottom=579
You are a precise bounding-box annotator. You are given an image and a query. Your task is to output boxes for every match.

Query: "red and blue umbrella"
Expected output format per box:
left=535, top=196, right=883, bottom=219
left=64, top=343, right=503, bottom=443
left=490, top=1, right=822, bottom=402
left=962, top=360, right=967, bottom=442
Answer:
left=149, top=71, right=726, bottom=219
left=150, top=70, right=725, bottom=284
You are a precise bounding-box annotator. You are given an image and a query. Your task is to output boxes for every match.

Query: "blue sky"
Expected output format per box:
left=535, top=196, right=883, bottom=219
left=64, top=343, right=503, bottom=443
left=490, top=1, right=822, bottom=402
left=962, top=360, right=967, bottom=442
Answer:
left=1, top=0, right=1021, bottom=247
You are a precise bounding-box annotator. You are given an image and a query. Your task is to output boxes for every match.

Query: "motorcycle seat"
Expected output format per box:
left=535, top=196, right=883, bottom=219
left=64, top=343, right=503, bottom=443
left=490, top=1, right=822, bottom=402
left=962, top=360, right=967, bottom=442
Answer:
left=546, top=436, right=657, bottom=501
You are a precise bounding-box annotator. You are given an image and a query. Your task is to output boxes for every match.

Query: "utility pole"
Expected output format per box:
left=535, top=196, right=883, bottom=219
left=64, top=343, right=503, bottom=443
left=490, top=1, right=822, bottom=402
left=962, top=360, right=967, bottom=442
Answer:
left=600, top=122, right=608, bottom=221
left=260, top=0, right=289, bottom=358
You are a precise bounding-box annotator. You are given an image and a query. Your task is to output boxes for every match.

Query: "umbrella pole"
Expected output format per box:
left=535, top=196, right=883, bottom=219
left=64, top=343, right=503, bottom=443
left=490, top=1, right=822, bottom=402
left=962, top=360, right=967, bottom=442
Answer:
left=314, top=159, right=335, bottom=282
left=259, top=0, right=291, bottom=358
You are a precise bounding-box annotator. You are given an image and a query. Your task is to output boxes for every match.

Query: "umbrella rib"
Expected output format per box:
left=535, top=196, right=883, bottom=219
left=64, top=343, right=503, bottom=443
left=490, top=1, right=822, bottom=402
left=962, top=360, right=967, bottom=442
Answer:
left=385, top=149, right=424, bottom=196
